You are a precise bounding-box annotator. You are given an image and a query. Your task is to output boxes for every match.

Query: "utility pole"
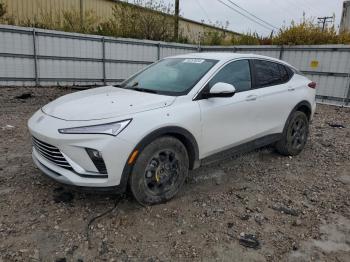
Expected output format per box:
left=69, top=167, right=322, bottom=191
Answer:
left=80, top=0, right=84, bottom=31
left=317, top=16, right=334, bottom=31
left=174, top=0, right=179, bottom=41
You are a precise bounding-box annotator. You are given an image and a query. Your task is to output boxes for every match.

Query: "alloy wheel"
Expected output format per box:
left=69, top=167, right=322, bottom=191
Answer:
left=144, top=150, right=180, bottom=195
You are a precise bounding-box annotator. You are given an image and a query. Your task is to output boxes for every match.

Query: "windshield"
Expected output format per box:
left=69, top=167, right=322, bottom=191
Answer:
left=119, top=58, right=218, bottom=96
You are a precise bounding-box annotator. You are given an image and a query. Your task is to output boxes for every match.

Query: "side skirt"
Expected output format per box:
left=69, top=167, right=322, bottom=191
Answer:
left=200, top=133, right=282, bottom=167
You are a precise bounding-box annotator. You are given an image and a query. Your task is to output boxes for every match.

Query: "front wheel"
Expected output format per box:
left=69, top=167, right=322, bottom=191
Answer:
left=129, top=136, right=189, bottom=206
left=275, top=111, right=309, bottom=156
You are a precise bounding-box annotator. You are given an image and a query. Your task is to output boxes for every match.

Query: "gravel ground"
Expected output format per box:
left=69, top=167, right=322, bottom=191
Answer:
left=0, top=87, right=349, bottom=262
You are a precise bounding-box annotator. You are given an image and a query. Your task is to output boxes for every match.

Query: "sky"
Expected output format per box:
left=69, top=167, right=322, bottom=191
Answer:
left=130, top=0, right=346, bottom=35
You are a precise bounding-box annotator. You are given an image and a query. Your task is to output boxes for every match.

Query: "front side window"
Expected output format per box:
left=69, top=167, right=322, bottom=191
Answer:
left=208, top=60, right=252, bottom=92
left=253, top=60, right=289, bottom=87
left=120, top=58, right=218, bottom=96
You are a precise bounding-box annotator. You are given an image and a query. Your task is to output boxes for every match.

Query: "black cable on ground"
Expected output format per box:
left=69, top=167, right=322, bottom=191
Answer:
left=86, top=195, right=124, bottom=249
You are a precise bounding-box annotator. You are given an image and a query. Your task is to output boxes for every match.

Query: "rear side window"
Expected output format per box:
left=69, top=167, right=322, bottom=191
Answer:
left=279, top=64, right=290, bottom=82
left=208, top=60, right=251, bottom=92
left=253, top=60, right=291, bottom=88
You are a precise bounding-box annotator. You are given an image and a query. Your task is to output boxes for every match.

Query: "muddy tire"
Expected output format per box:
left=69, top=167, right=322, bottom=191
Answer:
left=129, top=136, right=189, bottom=206
left=275, top=111, right=309, bottom=156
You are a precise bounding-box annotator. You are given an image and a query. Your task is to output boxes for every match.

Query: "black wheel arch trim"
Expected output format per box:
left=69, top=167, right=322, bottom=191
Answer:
left=292, top=100, right=312, bottom=118
left=118, top=126, right=200, bottom=193
left=282, top=100, right=312, bottom=134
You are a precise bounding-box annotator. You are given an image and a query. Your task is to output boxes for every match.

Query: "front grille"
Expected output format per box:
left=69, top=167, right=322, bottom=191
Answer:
left=32, top=137, right=72, bottom=170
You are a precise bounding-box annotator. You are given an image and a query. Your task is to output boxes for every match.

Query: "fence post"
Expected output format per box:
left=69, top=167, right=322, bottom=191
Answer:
left=279, top=45, right=284, bottom=60
left=197, top=42, right=202, bottom=52
left=157, top=43, right=161, bottom=60
left=32, top=29, right=39, bottom=86
left=346, top=74, right=350, bottom=106
left=102, top=37, right=106, bottom=85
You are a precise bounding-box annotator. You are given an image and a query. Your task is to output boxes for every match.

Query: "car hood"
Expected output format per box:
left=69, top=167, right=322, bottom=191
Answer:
left=42, top=86, right=176, bottom=121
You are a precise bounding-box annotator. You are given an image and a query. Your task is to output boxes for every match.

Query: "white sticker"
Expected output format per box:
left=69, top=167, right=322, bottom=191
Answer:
left=183, top=59, right=205, bottom=64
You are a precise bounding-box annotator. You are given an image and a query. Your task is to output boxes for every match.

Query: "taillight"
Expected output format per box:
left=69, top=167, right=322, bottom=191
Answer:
left=308, top=82, right=316, bottom=89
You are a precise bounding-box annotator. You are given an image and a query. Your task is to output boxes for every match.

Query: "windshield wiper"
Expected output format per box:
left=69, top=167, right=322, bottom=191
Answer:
left=119, top=81, right=158, bottom=94
left=128, top=82, right=158, bottom=93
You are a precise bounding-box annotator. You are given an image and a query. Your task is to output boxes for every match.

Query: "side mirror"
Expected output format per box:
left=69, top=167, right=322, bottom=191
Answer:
left=203, top=82, right=236, bottom=99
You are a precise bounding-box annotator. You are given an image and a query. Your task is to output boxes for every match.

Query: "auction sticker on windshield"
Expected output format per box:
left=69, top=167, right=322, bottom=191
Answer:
left=183, top=59, right=205, bottom=64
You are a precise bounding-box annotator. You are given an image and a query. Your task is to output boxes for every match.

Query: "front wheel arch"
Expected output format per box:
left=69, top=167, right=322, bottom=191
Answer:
left=118, top=126, right=199, bottom=193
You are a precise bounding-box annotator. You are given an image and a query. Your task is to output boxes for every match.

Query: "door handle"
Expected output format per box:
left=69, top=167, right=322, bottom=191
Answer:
left=246, top=95, right=258, bottom=101
left=288, top=87, right=295, bottom=91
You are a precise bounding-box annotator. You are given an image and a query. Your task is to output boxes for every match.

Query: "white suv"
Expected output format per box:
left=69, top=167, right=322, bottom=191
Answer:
left=28, top=53, right=316, bottom=205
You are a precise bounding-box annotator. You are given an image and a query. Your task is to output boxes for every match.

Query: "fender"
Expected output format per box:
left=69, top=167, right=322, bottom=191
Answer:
left=117, top=126, right=200, bottom=193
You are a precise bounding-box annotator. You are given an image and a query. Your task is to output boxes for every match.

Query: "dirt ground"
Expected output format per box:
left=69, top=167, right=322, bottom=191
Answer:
left=0, top=87, right=349, bottom=262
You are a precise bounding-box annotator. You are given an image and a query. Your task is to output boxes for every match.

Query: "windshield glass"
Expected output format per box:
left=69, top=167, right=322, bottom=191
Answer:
left=120, top=58, right=218, bottom=96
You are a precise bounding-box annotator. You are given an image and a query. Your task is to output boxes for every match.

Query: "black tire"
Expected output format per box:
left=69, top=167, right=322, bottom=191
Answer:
left=129, top=136, right=189, bottom=206
left=275, top=111, right=309, bottom=156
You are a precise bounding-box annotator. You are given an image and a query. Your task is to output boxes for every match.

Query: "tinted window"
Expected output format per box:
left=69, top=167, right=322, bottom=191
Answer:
left=285, top=66, right=295, bottom=78
left=208, top=60, right=251, bottom=92
left=279, top=64, right=290, bottom=82
left=254, top=60, right=284, bottom=87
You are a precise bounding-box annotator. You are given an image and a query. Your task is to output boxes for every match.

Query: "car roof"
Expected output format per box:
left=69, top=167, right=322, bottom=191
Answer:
left=170, top=52, right=293, bottom=67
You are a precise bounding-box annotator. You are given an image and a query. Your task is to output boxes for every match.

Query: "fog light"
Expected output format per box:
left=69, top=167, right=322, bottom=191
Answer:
left=86, top=148, right=107, bottom=174
left=91, top=149, right=102, bottom=159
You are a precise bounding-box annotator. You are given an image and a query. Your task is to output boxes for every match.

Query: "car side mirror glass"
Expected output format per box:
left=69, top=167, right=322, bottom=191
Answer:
left=204, top=82, right=236, bottom=98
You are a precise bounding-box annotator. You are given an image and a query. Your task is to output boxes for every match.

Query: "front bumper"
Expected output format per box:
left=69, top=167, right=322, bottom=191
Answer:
left=28, top=110, right=134, bottom=188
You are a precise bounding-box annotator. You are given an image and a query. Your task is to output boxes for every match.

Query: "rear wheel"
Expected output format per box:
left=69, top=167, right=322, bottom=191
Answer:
left=275, top=111, right=309, bottom=156
left=129, top=136, right=189, bottom=206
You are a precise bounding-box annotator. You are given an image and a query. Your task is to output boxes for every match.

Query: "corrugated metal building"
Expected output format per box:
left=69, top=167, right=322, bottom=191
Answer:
left=340, top=0, right=350, bottom=32
left=1, top=0, right=239, bottom=42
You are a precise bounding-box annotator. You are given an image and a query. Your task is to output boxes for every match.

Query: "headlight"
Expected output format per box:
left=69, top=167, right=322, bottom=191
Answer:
left=58, top=119, right=132, bottom=136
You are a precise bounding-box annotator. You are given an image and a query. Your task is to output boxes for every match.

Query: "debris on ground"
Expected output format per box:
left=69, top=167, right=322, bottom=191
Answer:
left=239, top=213, right=251, bottom=220
left=254, top=214, right=266, bottom=225
left=53, top=188, right=74, bottom=203
left=227, top=222, right=234, bottom=228
left=292, top=219, right=302, bottom=226
left=55, top=258, right=67, bottom=262
left=15, top=93, right=32, bottom=99
left=1, top=125, right=14, bottom=130
left=271, top=204, right=299, bottom=216
left=328, top=122, right=346, bottom=128
left=239, top=233, right=261, bottom=249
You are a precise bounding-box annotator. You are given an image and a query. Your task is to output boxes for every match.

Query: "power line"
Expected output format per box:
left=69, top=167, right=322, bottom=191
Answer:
left=216, top=0, right=274, bottom=32
left=225, top=0, right=279, bottom=30
left=194, top=0, right=211, bottom=22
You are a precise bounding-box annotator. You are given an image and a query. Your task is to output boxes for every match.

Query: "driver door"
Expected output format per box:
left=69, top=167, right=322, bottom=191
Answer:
left=197, top=59, right=262, bottom=157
